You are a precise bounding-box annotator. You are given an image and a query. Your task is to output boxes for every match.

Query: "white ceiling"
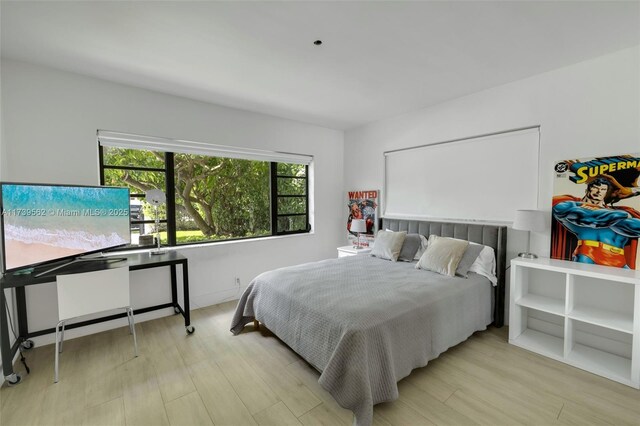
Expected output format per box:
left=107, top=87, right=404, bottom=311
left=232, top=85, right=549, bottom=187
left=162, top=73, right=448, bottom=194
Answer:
left=2, top=1, right=639, bottom=130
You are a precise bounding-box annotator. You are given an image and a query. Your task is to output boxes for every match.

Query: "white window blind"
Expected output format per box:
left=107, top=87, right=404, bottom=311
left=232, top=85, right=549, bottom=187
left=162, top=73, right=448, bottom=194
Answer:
left=384, top=127, right=540, bottom=222
left=97, top=130, right=313, bottom=165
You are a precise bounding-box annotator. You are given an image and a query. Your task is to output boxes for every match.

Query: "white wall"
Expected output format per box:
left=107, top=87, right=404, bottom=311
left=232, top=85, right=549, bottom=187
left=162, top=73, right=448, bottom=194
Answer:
left=0, top=57, right=19, bottom=374
left=345, top=45, right=640, bottom=258
left=1, top=59, right=344, bottom=345
left=0, top=70, right=6, bottom=369
left=345, top=45, right=640, bottom=322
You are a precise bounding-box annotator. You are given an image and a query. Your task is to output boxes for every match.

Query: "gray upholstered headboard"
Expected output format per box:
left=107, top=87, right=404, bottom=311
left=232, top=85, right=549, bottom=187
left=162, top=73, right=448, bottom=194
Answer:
left=382, top=218, right=507, bottom=327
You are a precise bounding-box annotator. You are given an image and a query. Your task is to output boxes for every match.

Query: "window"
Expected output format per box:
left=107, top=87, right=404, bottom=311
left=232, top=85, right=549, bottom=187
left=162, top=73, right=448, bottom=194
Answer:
left=101, top=147, right=169, bottom=246
left=273, top=163, right=308, bottom=233
left=99, top=141, right=310, bottom=248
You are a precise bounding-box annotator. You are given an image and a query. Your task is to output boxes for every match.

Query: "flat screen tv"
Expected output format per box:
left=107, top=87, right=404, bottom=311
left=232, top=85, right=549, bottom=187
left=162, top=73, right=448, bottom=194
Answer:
left=0, top=183, right=131, bottom=273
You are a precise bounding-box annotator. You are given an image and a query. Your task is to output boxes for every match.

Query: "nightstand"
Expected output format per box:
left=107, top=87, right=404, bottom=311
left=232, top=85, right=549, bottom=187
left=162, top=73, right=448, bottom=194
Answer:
left=337, top=246, right=372, bottom=258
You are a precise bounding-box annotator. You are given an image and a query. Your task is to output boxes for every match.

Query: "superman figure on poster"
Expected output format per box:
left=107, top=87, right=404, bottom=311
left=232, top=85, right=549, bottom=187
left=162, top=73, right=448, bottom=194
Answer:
left=552, top=155, right=640, bottom=269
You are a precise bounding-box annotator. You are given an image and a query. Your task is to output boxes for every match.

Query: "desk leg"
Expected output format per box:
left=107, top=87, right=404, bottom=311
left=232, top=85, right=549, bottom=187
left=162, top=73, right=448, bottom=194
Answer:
left=15, top=287, right=28, bottom=338
left=182, top=261, right=194, bottom=334
left=170, top=265, right=178, bottom=313
left=1, top=288, right=20, bottom=384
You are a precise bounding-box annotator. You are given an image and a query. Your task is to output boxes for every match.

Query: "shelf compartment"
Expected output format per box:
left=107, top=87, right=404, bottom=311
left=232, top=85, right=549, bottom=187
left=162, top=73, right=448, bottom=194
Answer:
left=516, top=294, right=564, bottom=316
left=568, top=306, right=633, bottom=334
left=572, top=274, right=634, bottom=329
left=510, top=329, right=564, bottom=360
left=566, top=344, right=632, bottom=385
left=521, top=267, right=566, bottom=302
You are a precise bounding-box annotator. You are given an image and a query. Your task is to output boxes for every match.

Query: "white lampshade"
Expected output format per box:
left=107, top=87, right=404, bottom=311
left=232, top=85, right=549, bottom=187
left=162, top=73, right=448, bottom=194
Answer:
left=512, top=210, right=547, bottom=233
left=351, top=219, right=367, bottom=233
left=145, top=189, right=166, bottom=206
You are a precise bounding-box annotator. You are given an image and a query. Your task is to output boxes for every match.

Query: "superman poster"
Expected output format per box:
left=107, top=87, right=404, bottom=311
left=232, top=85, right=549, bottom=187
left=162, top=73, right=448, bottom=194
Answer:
left=347, top=190, right=378, bottom=247
left=551, top=154, right=640, bottom=269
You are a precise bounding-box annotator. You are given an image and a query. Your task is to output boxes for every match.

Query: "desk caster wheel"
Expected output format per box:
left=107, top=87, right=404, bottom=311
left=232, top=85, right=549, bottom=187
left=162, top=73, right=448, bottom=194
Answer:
left=5, top=373, right=22, bottom=386
left=21, top=340, right=34, bottom=350
left=186, top=325, right=195, bottom=335
left=174, top=307, right=181, bottom=314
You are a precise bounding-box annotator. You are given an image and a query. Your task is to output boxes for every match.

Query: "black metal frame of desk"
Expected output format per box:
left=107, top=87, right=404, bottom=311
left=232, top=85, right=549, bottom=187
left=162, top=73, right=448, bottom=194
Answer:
left=0, top=251, right=191, bottom=383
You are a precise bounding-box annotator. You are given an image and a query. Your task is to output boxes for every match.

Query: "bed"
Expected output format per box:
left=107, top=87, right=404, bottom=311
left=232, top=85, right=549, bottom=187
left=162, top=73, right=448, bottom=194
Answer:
left=230, top=219, right=507, bottom=426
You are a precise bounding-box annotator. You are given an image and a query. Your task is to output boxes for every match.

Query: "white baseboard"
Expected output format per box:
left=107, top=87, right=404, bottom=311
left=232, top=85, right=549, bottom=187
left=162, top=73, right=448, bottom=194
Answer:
left=191, top=287, right=243, bottom=309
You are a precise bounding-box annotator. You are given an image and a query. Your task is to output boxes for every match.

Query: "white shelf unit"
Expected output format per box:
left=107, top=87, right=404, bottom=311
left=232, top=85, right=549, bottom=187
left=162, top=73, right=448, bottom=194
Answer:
left=509, top=257, right=640, bottom=388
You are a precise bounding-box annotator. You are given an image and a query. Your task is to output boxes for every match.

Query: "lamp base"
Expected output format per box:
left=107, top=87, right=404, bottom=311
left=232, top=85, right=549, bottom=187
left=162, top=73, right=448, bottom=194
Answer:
left=150, top=232, right=164, bottom=255
left=352, top=245, right=364, bottom=250
left=518, top=252, right=538, bottom=259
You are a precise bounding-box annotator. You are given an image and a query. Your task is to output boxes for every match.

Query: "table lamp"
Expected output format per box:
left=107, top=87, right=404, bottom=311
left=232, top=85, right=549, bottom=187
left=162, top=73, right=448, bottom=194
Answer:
left=145, top=189, right=166, bottom=255
left=351, top=219, right=367, bottom=249
left=512, top=209, right=547, bottom=258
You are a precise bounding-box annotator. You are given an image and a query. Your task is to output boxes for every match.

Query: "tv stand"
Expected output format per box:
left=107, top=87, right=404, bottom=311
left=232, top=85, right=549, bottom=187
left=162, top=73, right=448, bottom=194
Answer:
left=33, top=256, right=127, bottom=278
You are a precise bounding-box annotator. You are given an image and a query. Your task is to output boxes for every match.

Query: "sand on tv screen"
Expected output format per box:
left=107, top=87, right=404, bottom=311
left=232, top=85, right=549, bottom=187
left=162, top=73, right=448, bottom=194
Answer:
left=1, top=183, right=131, bottom=272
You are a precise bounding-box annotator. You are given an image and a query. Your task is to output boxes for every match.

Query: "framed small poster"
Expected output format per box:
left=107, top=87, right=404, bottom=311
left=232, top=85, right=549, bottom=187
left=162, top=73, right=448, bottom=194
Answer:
left=347, top=190, right=379, bottom=247
left=551, top=154, right=640, bottom=269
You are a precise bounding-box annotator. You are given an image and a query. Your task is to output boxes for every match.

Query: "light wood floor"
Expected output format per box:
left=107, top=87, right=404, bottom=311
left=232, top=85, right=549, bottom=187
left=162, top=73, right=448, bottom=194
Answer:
left=1, top=300, right=639, bottom=426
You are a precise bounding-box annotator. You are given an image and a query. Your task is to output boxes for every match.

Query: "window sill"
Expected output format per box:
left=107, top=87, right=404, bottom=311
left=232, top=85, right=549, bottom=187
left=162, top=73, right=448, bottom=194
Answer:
left=106, top=231, right=315, bottom=256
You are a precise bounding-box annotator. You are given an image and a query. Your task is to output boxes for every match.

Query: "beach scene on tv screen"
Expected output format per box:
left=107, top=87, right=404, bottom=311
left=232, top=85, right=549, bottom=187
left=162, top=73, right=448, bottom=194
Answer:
left=2, top=184, right=130, bottom=271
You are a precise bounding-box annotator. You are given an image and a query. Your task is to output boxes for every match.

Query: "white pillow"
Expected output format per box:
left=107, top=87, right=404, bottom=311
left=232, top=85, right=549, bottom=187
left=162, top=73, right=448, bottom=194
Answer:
left=418, top=235, right=497, bottom=284
left=415, top=235, right=468, bottom=277
left=468, top=245, right=497, bottom=286
left=370, top=230, right=407, bottom=261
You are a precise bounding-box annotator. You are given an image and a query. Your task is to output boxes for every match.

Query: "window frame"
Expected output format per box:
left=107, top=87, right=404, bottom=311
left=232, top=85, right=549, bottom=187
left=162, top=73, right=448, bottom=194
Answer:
left=99, top=145, right=310, bottom=249
left=270, top=162, right=310, bottom=236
